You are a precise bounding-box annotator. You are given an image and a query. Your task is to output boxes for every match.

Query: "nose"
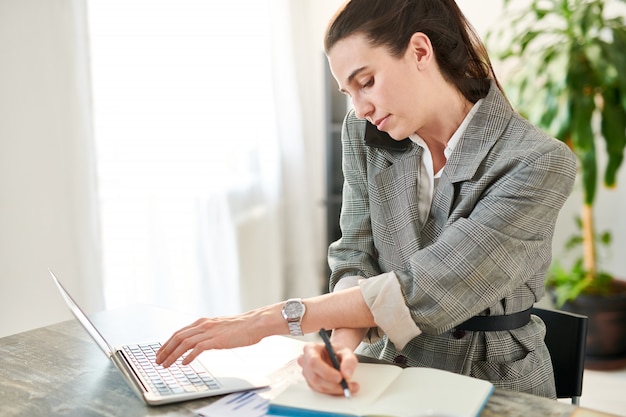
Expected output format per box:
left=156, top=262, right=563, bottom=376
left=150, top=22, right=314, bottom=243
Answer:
left=351, top=94, right=373, bottom=120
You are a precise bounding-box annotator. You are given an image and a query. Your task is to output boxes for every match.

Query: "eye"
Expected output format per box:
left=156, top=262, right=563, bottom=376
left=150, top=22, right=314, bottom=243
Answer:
left=361, top=78, right=374, bottom=89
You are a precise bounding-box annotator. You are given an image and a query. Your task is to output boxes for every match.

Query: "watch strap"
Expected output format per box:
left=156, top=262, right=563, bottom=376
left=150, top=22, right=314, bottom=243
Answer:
left=287, top=320, right=303, bottom=336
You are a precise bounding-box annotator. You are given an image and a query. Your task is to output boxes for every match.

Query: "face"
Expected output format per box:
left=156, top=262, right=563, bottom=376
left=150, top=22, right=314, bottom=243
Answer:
left=327, top=33, right=431, bottom=140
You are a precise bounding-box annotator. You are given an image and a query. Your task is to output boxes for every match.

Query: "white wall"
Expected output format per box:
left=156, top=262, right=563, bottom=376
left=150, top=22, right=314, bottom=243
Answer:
left=0, top=0, right=103, bottom=338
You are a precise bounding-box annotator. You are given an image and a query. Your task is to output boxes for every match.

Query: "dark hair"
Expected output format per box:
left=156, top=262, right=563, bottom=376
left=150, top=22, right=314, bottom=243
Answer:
left=325, top=0, right=501, bottom=103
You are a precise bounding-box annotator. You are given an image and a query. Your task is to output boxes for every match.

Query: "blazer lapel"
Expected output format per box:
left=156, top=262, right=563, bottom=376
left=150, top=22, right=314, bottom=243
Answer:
left=372, top=146, right=424, bottom=267
left=425, top=83, right=514, bottom=241
left=445, top=82, right=513, bottom=183
left=364, top=120, right=425, bottom=265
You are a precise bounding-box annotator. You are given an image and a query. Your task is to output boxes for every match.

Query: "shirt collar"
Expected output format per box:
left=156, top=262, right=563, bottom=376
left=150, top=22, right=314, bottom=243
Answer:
left=409, top=99, right=483, bottom=157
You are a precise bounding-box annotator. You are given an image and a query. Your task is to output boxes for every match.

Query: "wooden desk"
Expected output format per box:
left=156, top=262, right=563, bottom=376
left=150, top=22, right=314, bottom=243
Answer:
left=0, top=305, right=613, bottom=417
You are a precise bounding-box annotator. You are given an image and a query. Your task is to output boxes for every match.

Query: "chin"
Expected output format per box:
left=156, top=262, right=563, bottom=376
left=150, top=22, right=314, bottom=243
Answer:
left=385, top=129, right=411, bottom=141
left=390, top=134, right=408, bottom=141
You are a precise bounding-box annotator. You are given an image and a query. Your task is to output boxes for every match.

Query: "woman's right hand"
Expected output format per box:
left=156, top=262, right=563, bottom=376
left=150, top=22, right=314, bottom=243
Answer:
left=297, top=341, right=360, bottom=396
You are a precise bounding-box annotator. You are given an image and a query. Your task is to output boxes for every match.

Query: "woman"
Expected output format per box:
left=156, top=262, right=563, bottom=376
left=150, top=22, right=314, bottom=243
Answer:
left=157, top=0, right=577, bottom=399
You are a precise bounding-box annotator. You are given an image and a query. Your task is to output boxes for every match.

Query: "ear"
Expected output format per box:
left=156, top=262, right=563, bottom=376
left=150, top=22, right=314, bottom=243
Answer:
left=407, top=32, right=434, bottom=70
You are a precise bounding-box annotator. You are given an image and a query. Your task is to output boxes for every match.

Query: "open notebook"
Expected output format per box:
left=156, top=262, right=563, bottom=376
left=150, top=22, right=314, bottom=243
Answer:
left=267, top=362, right=494, bottom=417
left=50, top=269, right=270, bottom=405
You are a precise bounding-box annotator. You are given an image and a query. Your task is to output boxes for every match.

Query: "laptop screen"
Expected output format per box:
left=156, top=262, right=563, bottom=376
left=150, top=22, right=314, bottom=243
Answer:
left=50, top=269, right=115, bottom=358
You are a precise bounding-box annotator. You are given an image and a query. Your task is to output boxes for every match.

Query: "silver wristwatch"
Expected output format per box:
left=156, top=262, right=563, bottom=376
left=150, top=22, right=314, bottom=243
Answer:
left=281, top=298, right=306, bottom=336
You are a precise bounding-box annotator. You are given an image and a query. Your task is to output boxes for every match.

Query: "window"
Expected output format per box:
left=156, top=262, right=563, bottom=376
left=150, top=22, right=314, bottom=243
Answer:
left=88, top=0, right=280, bottom=315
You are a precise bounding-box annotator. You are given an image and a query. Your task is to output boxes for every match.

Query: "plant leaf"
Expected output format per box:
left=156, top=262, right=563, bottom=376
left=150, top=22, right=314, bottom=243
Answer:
left=601, top=87, right=626, bottom=187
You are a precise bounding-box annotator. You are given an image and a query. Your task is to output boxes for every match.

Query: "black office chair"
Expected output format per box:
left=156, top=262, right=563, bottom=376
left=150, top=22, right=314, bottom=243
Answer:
left=531, top=306, right=588, bottom=405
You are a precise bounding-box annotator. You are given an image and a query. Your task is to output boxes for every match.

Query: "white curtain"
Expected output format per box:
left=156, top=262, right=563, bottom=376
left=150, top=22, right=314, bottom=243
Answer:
left=268, top=1, right=327, bottom=299
left=0, top=0, right=104, bottom=337
left=88, top=0, right=324, bottom=317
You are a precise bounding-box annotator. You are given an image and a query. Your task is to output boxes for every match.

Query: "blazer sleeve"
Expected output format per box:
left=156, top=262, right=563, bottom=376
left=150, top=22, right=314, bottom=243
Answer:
left=328, top=111, right=382, bottom=291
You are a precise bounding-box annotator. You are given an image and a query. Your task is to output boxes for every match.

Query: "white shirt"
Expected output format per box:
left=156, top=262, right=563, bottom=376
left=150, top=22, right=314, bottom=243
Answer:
left=408, top=99, right=483, bottom=227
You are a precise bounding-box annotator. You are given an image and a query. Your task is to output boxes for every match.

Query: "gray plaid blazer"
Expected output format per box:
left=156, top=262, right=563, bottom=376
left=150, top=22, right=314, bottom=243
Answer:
left=328, top=82, right=577, bottom=398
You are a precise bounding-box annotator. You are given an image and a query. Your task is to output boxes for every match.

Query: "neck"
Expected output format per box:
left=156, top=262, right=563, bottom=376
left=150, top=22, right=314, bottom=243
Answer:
left=416, top=85, right=473, bottom=173
left=418, top=91, right=472, bottom=148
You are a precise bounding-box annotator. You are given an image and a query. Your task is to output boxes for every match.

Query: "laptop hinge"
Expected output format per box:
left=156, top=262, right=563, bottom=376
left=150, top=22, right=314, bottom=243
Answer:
left=112, top=350, right=150, bottom=395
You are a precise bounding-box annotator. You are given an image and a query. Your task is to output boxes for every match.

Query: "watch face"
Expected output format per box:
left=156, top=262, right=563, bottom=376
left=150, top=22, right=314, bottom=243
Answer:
left=284, top=300, right=304, bottom=319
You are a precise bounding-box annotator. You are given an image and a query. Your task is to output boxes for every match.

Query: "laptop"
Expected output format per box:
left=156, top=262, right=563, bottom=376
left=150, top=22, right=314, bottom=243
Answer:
left=49, top=269, right=270, bottom=406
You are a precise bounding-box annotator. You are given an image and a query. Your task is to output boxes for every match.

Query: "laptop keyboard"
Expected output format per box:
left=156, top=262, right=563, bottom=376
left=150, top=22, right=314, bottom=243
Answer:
left=123, top=343, right=221, bottom=396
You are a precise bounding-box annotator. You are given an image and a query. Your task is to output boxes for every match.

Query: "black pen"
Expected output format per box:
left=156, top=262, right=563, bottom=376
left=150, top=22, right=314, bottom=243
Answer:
left=319, top=328, right=352, bottom=399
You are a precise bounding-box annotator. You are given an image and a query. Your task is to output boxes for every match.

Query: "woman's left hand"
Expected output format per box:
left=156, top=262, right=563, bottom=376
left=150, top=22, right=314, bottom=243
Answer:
left=155, top=311, right=266, bottom=368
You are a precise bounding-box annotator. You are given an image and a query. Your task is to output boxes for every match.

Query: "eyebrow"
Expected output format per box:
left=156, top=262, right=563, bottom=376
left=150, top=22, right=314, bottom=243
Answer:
left=339, top=66, right=368, bottom=94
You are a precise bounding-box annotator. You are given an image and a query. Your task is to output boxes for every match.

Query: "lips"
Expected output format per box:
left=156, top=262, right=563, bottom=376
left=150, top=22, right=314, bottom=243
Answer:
left=373, top=115, right=390, bottom=130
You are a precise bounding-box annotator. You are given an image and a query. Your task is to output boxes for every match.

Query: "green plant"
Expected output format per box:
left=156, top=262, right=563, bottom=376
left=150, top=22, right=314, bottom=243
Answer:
left=549, top=217, right=613, bottom=306
left=487, top=0, right=626, bottom=305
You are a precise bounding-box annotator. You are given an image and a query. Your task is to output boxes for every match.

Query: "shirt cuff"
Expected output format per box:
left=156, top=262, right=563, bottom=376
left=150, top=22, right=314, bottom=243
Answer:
left=358, top=272, right=422, bottom=350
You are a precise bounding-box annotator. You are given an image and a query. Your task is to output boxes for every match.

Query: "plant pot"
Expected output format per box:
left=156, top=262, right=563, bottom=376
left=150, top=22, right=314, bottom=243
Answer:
left=561, top=279, right=626, bottom=370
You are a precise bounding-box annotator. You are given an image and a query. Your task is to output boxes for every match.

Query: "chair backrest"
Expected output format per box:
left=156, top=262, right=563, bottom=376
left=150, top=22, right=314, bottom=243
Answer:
left=531, top=306, right=588, bottom=405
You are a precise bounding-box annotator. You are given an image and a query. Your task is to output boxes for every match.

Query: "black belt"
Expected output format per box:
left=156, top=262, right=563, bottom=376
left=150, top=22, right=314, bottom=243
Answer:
left=455, top=308, right=532, bottom=331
